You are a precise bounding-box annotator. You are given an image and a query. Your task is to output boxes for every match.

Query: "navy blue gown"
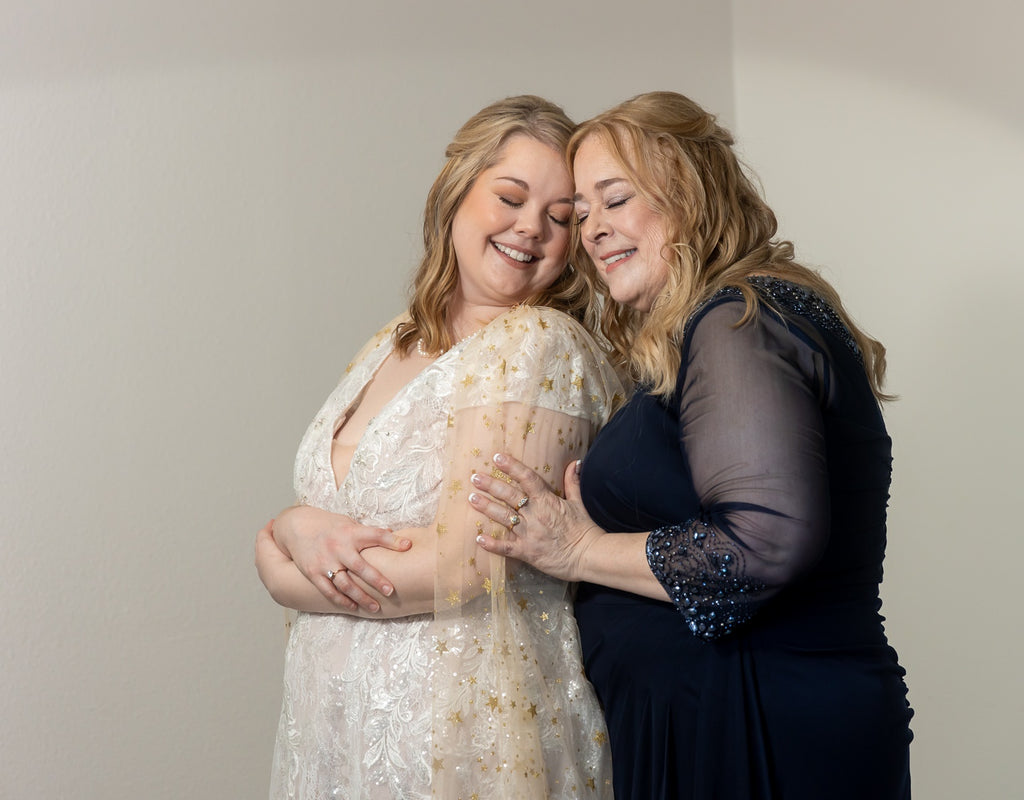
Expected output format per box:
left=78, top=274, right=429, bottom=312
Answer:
left=576, top=277, right=912, bottom=799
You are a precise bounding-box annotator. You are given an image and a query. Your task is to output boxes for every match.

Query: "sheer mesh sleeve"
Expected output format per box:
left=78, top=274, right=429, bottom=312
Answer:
left=429, top=305, right=622, bottom=798
left=646, top=299, right=832, bottom=640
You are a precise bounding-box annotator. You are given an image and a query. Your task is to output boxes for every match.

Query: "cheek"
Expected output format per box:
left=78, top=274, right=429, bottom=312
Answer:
left=549, top=228, right=571, bottom=261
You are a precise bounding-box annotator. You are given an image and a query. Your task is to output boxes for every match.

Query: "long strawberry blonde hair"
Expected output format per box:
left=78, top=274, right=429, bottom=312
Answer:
left=568, top=91, right=890, bottom=401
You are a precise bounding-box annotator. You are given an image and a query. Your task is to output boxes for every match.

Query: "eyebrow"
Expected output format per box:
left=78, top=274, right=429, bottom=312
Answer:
left=573, top=178, right=627, bottom=202
left=495, top=176, right=572, bottom=206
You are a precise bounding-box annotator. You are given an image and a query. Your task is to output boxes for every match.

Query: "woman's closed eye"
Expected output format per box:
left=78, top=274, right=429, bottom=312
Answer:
left=574, top=194, right=634, bottom=225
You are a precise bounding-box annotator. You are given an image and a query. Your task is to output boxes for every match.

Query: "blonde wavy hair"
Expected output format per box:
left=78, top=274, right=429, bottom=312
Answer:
left=395, top=96, right=598, bottom=356
left=568, top=91, right=891, bottom=401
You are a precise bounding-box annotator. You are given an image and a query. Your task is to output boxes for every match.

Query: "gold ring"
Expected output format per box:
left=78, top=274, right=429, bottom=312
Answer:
left=508, top=513, right=521, bottom=528
left=516, top=496, right=529, bottom=509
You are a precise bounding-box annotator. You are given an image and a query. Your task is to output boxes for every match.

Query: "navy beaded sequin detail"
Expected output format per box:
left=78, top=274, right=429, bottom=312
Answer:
left=647, top=521, right=766, bottom=640
left=745, top=276, right=861, bottom=361
left=688, top=277, right=862, bottom=363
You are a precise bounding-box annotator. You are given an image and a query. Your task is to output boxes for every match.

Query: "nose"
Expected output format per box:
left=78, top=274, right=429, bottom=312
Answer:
left=515, top=208, right=543, bottom=239
left=580, top=209, right=609, bottom=244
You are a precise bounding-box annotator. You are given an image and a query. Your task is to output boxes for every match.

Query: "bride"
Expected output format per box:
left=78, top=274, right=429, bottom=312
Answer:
left=255, top=95, right=620, bottom=799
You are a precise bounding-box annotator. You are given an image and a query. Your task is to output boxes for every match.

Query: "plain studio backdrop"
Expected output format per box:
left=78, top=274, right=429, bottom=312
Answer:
left=1, top=1, right=1020, bottom=797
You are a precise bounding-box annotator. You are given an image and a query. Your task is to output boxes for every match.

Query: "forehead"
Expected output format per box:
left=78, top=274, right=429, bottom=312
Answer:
left=573, top=135, right=632, bottom=196
left=488, top=134, right=563, bottom=173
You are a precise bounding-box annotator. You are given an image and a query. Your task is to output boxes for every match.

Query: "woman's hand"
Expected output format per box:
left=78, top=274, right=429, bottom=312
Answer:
left=469, top=453, right=605, bottom=582
left=271, top=506, right=411, bottom=612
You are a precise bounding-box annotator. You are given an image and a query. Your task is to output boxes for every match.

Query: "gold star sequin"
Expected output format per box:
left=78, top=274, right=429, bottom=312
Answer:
left=540, top=612, right=549, bottom=621
left=572, top=374, right=584, bottom=390
left=447, top=710, right=463, bottom=725
left=435, top=640, right=449, bottom=654
left=486, top=695, right=500, bottom=711
left=433, top=757, right=445, bottom=771
left=483, top=578, right=492, bottom=594
left=586, top=777, right=597, bottom=790
left=540, top=377, right=554, bottom=391
left=447, top=590, right=460, bottom=606
left=521, top=421, right=535, bottom=439
left=461, top=374, right=475, bottom=387
left=437, top=523, right=447, bottom=536
left=517, top=597, right=528, bottom=611
left=538, top=318, right=549, bottom=329
left=527, top=703, right=538, bottom=718
left=593, top=731, right=608, bottom=745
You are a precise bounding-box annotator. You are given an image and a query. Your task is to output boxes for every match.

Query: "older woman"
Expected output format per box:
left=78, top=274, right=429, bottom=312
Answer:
left=255, top=96, right=619, bottom=799
left=471, top=91, right=913, bottom=799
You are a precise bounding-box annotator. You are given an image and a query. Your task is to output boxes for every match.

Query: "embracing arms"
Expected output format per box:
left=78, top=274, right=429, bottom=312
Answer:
left=255, top=307, right=623, bottom=619
left=474, top=301, right=837, bottom=638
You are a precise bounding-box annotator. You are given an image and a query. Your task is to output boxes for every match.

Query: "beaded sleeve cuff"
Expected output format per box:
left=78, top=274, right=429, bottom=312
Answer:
left=646, top=521, right=767, bottom=641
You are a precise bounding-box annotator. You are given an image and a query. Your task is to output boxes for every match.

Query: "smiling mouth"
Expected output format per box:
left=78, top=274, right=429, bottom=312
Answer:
left=493, top=242, right=536, bottom=263
left=603, top=249, right=636, bottom=266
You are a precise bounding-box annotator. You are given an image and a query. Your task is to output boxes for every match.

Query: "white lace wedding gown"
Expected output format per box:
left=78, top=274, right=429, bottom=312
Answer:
left=270, top=305, right=620, bottom=799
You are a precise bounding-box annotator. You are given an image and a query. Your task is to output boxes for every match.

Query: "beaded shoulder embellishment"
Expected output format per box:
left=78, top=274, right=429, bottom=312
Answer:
left=696, top=277, right=862, bottom=363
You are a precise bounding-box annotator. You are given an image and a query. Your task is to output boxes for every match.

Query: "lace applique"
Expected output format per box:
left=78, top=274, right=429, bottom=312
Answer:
left=646, top=520, right=767, bottom=641
left=272, top=306, right=617, bottom=799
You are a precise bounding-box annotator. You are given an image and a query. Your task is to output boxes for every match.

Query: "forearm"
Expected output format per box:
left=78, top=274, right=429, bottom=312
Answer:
left=577, top=531, right=670, bottom=602
left=259, top=536, right=439, bottom=618
left=260, top=558, right=351, bottom=614
left=261, top=519, right=471, bottom=618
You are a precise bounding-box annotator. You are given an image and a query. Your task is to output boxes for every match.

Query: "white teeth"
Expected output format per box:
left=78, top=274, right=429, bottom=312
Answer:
left=604, top=249, right=636, bottom=265
left=494, top=242, right=535, bottom=262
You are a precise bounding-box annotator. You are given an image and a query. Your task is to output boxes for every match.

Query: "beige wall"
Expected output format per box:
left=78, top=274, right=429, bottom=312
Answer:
left=0, top=2, right=733, bottom=797
left=732, top=1, right=1024, bottom=798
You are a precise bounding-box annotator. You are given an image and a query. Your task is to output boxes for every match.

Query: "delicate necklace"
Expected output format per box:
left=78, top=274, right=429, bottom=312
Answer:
left=416, top=326, right=484, bottom=358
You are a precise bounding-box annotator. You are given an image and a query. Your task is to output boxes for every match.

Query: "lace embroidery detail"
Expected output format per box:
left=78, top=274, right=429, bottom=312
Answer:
left=271, top=306, right=617, bottom=799
left=646, top=520, right=767, bottom=641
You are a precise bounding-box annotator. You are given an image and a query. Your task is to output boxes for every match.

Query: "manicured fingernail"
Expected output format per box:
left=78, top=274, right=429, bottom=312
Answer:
left=476, top=535, right=486, bottom=545
left=574, top=459, right=582, bottom=475
left=471, top=473, right=482, bottom=486
left=493, top=453, right=507, bottom=465
left=400, top=539, right=412, bottom=548
left=370, top=603, right=381, bottom=613
left=469, top=492, right=480, bottom=503
left=382, top=585, right=393, bottom=596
